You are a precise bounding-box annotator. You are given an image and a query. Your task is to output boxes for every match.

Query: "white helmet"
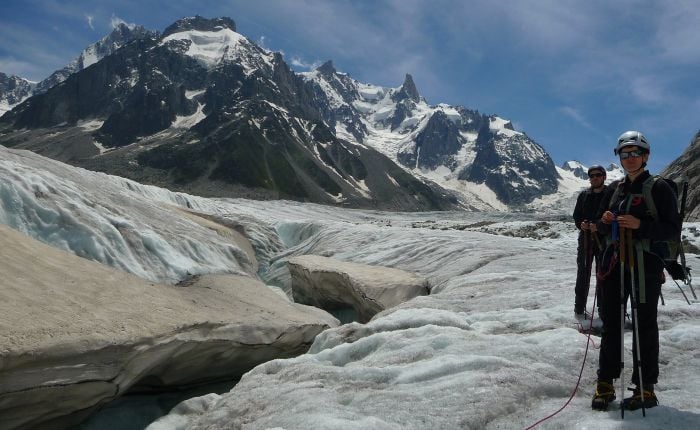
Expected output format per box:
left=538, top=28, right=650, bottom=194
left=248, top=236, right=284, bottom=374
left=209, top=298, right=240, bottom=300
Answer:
left=615, top=130, right=650, bottom=155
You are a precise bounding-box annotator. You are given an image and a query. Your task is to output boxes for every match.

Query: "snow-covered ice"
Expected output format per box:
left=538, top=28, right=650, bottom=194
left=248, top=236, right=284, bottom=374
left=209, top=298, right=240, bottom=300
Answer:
left=147, top=200, right=700, bottom=429
left=149, top=203, right=698, bottom=429
left=0, top=147, right=257, bottom=284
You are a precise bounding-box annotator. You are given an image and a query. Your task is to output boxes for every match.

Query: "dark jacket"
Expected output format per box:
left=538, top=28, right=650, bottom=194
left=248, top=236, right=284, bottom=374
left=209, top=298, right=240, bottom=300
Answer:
left=596, top=171, right=680, bottom=243
left=573, top=186, right=607, bottom=230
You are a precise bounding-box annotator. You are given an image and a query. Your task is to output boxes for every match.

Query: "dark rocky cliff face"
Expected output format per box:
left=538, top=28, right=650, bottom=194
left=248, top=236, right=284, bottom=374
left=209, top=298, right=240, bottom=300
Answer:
left=1, top=24, right=153, bottom=117
left=0, top=73, right=33, bottom=112
left=663, top=130, right=700, bottom=221
left=3, top=36, right=203, bottom=143
left=35, top=23, right=154, bottom=95
left=462, top=128, right=559, bottom=206
left=397, top=110, right=462, bottom=170
left=307, top=61, right=368, bottom=142
left=162, top=16, right=236, bottom=37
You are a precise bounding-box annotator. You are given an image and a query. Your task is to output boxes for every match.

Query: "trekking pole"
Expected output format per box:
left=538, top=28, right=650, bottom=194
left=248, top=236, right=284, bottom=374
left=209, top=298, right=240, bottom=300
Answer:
left=670, top=278, right=691, bottom=305
left=626, top=228, right=646, bottom=417
left=688, top=277, right=697, bottom=300
left=616, top=220, right=625, bottom=420
left=592, top=231, right=603, bottom=254
left=584, top=229, right=593, bottom=308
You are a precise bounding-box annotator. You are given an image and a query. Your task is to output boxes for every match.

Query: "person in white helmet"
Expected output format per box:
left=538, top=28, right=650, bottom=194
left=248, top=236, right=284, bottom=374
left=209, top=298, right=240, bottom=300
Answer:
left=591, top=131, right=681, bottom=411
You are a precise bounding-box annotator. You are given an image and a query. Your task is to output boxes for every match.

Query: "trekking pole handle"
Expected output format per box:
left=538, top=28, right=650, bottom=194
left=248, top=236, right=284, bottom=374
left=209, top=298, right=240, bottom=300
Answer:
left=611, top=214, right=619, bottom=243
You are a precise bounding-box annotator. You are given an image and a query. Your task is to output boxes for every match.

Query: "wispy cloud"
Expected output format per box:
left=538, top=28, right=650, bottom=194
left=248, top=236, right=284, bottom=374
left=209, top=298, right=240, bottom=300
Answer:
left=110, top=14, right=135, bottom=29
left=654, top=0, right=700, bottom=64
left=85, top=14, right=94, bottom=30
left=560, top=106, right=592, bottom=129
left=629, top=76, right=666, bottom=105
left=289, top=56, right=321, bottom=71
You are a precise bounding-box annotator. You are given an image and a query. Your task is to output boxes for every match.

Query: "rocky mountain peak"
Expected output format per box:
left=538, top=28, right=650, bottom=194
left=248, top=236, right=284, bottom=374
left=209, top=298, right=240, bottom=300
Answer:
left=34, top=23, right=154, bottom=95
left=561, top=160, right=587, bottom=179
left=393, top=73, right=420, bottom=102
left=0, top=72, right=34, bottom=116
left=162, top=16, right=237, bottom=38
left=110, top=22, right=150, bottom=39
left=663, top=130, right=700, bottom=220
left=317, top=60, right=337, bottom=76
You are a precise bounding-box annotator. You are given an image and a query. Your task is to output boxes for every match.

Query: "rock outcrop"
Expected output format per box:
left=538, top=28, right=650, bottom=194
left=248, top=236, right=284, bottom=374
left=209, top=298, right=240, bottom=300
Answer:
left=288, top=255, right=429, bottom=323
left=663, top=130, right=700, bottom=221
left=0, top=225, right=338, bottom=430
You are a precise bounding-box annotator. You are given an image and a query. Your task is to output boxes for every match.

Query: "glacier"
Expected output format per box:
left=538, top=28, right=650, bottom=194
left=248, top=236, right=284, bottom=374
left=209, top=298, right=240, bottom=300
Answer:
left=0, top=145, right=698, bottom=429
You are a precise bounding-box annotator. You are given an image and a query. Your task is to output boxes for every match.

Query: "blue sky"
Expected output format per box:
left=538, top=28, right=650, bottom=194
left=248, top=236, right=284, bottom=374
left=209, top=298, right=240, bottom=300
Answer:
left=1, top=0, right=699, bottom=173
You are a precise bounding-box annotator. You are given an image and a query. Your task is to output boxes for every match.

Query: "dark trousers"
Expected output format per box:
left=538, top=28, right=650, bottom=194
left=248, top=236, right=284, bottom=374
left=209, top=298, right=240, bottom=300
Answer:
left=575, top=232, right=600, bottom=312
left=597, top=261, right=661, bottom=386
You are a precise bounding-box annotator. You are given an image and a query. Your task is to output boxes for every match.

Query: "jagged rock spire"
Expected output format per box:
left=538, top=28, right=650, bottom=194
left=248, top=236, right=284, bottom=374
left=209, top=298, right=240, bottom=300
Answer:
left=162, top=16, right=237, bottom=38
left=317, top=60, right=336, bottom=76
left=393, top=73, right=420, bottom=102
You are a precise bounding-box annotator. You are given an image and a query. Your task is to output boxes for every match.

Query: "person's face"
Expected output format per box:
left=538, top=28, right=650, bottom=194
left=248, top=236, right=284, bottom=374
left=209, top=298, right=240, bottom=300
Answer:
left=588, top=170, right=605, bottom=186
left=619, top=146, right=649, bottom=172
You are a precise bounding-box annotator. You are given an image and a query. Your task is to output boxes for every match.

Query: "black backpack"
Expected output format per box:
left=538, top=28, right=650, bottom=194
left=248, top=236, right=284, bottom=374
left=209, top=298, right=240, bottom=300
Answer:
left=608, top=176, right=690, bottom=283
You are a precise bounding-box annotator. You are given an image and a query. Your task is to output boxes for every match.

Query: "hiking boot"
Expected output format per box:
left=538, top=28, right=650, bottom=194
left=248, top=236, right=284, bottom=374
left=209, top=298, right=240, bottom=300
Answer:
left=623, top=385, right=658, bottom=410
left=591, top=380, right=616, bottom=411
left=575, top=309, right=591, bottom=321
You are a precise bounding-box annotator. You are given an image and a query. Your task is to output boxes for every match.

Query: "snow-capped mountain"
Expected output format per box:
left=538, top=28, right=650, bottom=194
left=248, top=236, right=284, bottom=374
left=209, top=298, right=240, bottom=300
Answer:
left=560, top=160, right=588, bottom=180
left=302, top=62, right=560, bottom=207
left=526, top=161, right=625, bottom=214
left=34, top=22, right=154, bottom=94
left=0, top=72, right=34, bottom=117
left=0, top=23, right=153, bottom=117
left=561, top=160, right=624, bottom=182
left=2, top=15, right=564, bottom=210
left=0, top=17, right=458, bottom=211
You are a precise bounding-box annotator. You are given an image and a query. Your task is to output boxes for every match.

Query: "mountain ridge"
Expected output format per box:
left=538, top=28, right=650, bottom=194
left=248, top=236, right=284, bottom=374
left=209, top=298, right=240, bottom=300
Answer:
left=1, top=15, right=590, bottom=211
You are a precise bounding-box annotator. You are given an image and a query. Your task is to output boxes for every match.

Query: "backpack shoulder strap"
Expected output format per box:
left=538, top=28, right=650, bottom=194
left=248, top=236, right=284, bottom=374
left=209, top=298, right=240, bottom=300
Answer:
left=642, top=175, right=659, bottom=220
left=608, top=181, right=624, bottom=212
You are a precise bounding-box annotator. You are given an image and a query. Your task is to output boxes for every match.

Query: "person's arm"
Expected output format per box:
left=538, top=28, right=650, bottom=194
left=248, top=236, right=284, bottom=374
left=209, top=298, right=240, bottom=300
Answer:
left=573, top=192, right=586, bottom=230
left=595, top=182, right=617, bottom=236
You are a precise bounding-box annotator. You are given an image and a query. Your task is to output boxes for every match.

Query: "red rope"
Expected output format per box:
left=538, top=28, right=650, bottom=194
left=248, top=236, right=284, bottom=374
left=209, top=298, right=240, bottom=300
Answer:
left=523, top=292, right=599, bottom=429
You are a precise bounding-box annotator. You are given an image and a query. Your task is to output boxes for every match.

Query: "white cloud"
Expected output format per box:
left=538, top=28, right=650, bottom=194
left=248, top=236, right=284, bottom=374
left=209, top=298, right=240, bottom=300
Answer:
left=560, top=106, right=592, bottom=129
left=289, top=56, right=321, bottom=71
left=110, top=14, right=135, bottom=29
left=85, top=14, right=94, bottom=30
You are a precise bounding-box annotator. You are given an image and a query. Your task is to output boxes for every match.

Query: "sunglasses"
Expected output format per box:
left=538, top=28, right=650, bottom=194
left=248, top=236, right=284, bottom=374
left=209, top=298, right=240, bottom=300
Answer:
left=588, top=173, right=604, bottom=178
left=619, top=149, right=644, bottom=160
